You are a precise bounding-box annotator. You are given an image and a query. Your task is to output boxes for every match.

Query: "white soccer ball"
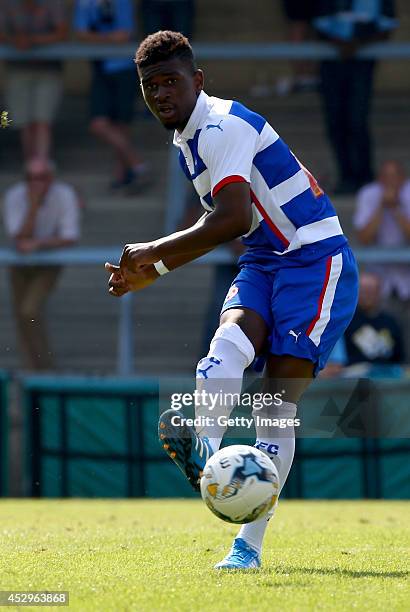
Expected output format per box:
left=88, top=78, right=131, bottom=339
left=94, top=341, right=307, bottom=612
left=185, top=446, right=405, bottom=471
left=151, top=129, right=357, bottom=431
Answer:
left=200, top=445, right=280, bottom=524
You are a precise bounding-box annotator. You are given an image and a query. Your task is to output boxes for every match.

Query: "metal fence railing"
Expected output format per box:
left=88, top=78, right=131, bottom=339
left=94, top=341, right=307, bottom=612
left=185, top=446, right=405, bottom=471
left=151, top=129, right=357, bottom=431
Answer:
left=2, top=41, right=410, bottom=61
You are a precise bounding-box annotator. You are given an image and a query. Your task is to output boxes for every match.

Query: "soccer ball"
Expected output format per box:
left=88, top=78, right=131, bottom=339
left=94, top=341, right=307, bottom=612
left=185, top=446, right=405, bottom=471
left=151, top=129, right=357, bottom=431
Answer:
left=200, top=445, right=280, bottom=524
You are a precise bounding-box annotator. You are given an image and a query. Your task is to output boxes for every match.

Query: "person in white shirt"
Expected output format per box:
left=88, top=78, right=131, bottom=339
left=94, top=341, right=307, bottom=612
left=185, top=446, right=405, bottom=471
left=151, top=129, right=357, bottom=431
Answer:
left=354, top=160, right=410, bottom=300
left=3, top=158, right=81, bottom=370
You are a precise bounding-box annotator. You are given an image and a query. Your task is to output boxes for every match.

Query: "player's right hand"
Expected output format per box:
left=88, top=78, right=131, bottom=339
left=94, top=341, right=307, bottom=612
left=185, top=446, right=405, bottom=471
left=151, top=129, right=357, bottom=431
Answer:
left=105, top=262, right=159, bottom=297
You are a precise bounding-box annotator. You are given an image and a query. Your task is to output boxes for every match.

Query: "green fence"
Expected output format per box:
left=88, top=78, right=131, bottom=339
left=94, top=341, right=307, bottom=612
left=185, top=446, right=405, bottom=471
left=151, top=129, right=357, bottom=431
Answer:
left=288, top=379, right=410, bottom=499
left=22, top=376, right=410, bottom=499
left=0, top=371, right=9, bottom=496
left=23, top=377, right=197, bottom=498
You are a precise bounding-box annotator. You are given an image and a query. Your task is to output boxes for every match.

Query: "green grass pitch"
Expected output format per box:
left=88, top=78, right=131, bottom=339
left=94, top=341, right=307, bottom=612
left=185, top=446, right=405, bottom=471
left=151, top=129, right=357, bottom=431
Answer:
left=0, top=500, right=408, bottom=611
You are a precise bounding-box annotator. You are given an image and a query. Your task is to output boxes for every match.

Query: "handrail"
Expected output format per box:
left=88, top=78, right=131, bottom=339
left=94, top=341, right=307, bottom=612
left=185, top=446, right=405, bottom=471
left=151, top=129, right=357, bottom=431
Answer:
left=1, top=41, right=410, bottom=61
left=0, top=245, right=408, bottom=375
left=0, top=246, right=409, bottom=266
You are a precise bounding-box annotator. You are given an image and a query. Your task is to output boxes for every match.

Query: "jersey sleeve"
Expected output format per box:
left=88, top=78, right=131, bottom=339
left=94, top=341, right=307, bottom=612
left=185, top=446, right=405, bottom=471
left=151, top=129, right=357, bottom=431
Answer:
left=199, top=116, right=258, bottom=198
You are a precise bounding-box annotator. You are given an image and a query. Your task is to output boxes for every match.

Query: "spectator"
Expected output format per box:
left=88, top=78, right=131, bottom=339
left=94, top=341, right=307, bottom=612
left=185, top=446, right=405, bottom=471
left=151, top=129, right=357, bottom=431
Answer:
left=0, top=0, right=68, bottom=161
left=276, top=0, right=319, bottom=96
left=354, top=160, right=410, bottom=300
left=312, top=0, right=397, bottom=194
left=344, top=271, right=405, bottom=367
left=74, top=0, right=149, bottom=191
left=3, top=158, right=81, bottom=370
left=141, top=1, right=195, bottom=39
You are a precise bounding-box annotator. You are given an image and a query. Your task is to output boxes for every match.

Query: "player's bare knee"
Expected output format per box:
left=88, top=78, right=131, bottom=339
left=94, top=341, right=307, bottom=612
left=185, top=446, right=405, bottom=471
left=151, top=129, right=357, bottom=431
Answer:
left=220, top=308, right=245, bottom=327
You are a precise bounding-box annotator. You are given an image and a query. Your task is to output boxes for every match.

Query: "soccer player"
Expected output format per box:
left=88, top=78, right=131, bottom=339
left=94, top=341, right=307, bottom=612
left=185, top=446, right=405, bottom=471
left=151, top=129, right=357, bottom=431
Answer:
left=105, top=31, right=359, bottom=570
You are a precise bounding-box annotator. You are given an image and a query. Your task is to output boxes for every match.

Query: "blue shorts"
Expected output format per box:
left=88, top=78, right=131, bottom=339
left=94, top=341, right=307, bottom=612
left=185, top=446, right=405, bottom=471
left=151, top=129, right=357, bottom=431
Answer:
left=220, top=245, right=359, bottom=375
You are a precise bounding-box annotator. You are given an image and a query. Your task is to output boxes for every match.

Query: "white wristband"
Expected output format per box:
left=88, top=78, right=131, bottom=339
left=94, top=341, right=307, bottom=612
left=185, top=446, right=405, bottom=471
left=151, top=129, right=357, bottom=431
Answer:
left=153, top=259, right=170, bottom=276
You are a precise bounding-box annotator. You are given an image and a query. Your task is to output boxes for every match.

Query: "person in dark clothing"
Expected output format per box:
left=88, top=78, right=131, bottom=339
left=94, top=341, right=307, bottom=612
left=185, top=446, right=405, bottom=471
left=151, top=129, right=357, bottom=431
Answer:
left=74, top=0, right=149, bottom=191
left=344, top=271, right=405, bottom=365
left=141, top=0, right=195, bottom=39
left=312, top=1, right=397, bottom=194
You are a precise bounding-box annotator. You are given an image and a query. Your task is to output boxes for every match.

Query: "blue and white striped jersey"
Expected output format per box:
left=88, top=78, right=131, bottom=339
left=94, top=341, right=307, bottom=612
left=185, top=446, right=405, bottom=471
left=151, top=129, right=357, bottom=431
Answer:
left=173, top=91, right=347, bottom=266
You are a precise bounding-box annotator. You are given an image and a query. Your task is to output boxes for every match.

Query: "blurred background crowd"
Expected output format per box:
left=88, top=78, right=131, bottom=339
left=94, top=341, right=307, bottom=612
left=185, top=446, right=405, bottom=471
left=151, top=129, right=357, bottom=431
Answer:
left=0, top=0, right=409, bottom=379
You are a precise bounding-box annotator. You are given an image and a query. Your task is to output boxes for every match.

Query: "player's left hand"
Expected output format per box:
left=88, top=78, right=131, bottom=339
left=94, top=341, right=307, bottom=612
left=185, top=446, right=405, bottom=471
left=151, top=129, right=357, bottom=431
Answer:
left=105, top=262, right=159, bottom=297
left=119, top=242, right=159, bottom=274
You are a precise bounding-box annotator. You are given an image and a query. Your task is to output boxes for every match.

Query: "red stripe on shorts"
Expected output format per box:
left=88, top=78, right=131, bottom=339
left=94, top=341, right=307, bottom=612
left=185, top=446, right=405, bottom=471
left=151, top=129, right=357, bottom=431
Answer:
left=306, top=256, right=333, bottom=336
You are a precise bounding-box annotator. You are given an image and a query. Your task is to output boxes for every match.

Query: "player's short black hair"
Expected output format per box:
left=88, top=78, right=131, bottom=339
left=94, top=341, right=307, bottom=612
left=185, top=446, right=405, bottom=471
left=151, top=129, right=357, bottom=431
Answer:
left=135, top=30, right=197, bottom=72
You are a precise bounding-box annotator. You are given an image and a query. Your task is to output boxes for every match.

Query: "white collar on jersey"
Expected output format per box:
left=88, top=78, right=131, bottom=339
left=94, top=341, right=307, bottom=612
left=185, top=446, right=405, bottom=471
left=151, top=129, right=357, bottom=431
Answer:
left=173, top=90, right=211, bottom=145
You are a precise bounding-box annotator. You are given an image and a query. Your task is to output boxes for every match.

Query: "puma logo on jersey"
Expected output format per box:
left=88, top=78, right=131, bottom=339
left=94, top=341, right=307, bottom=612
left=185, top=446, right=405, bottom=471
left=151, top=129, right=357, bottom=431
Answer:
left=206, top=120, right=223, bottom=132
